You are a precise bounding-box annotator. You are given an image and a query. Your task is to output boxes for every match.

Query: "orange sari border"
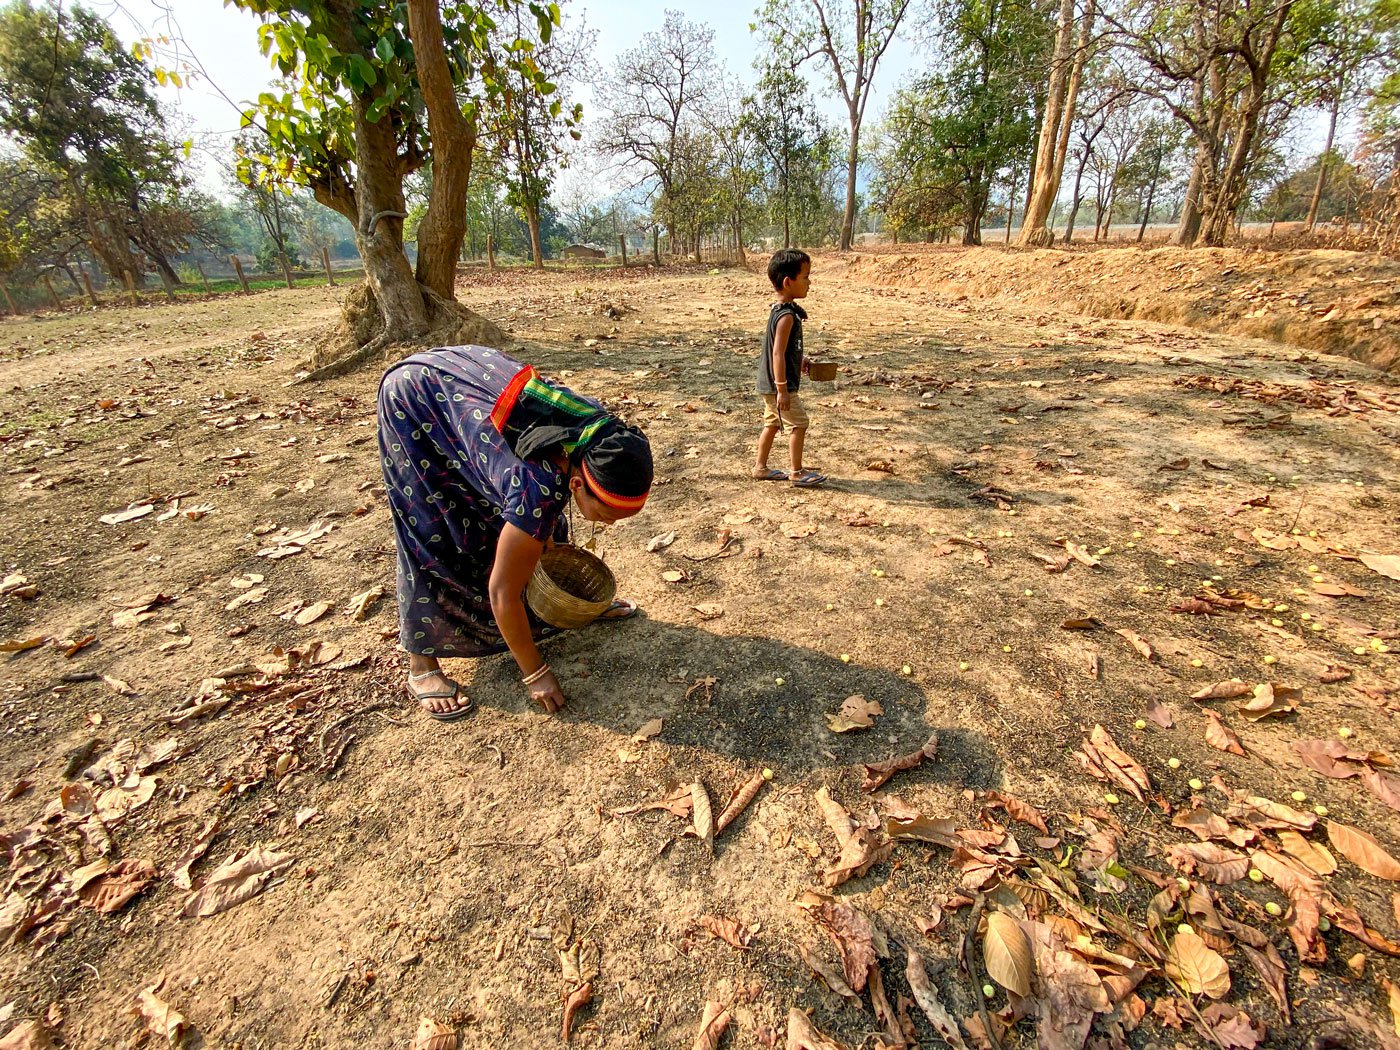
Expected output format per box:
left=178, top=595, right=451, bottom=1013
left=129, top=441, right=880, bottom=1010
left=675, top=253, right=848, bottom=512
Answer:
left=489, top=364, right=537, bottom=433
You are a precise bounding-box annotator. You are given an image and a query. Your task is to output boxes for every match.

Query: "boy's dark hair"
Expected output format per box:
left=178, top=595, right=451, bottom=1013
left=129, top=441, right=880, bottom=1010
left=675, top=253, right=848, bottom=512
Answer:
left=767, top=248, right=811, bottom=291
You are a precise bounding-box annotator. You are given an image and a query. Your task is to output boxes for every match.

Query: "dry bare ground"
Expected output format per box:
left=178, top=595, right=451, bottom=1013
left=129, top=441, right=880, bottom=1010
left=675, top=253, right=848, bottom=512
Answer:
left=0, top=248, right=1398, bottom=1050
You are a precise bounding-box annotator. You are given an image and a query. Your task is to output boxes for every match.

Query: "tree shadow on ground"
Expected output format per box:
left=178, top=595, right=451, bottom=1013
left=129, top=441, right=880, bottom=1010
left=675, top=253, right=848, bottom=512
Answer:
left=452, top=617, right=1003, bottom=793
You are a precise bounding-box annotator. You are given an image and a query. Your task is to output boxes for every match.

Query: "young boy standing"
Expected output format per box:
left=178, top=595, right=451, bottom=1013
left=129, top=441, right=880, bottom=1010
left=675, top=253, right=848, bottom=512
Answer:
left=753, top=248, right=826, bottom=488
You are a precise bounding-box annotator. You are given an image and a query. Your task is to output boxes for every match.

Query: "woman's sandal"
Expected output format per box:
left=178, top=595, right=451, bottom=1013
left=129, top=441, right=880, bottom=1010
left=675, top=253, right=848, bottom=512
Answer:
left=752, top=467, right=789, bottom=482
left=407, top=669, right=474, bottom=722
left=598, top=598, right=638, bottom=621
left=789, top=470, right=827, bottom=488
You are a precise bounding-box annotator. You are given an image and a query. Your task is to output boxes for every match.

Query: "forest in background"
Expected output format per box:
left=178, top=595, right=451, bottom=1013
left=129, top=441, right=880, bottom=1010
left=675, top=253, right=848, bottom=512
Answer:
left=0, top=0, right=1396, bottom=316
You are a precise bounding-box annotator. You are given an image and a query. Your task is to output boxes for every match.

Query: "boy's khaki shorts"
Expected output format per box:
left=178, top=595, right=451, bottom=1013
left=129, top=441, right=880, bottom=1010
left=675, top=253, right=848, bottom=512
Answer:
left=761, top=392, right=810, bottom=429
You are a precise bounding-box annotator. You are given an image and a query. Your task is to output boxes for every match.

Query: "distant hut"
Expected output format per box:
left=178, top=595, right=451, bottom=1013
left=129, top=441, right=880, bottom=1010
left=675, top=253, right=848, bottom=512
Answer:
left=562, top=244, right=607, bottom=262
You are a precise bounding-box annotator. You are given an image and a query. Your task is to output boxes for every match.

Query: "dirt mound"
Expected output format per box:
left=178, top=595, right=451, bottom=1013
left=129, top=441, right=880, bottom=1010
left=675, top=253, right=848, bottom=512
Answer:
left=834, top=245, right=1400, bottom=373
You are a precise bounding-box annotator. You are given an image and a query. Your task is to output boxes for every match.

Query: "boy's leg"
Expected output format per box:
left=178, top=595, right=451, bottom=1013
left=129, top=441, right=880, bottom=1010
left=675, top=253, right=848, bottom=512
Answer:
left=753, top=394, right=785, bottom=478
left=754, top=424, right=781, bottom=475
left=787, top=426, right=806, bottom=475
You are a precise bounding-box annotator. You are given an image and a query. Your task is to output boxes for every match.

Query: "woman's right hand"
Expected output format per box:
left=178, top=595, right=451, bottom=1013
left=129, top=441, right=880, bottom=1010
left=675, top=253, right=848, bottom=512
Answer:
left=529, top=670, right=566, bottom=714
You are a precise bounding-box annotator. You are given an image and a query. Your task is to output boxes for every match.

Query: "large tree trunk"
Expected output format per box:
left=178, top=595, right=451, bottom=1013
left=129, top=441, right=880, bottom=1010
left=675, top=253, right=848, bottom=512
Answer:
left=1172, top=149, right=1207, bottom=246
left=1018, top=0, right=1077, bottom=246
left=1050, top=0, right=1096, bottom=196
left=840, top=112, right=859, bottom=250
left=1304, top=91, right=1341, bottom=232
left=526, top=199, right=544, bottom=270
left=1199, top=4, right=1291, bottom=247
left=408, top=0, right=475, bottom=298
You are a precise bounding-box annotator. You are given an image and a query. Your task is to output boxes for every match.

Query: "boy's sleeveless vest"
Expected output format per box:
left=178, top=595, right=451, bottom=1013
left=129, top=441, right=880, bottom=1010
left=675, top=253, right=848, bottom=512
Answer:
left=756, top=302, right=807, bottom=394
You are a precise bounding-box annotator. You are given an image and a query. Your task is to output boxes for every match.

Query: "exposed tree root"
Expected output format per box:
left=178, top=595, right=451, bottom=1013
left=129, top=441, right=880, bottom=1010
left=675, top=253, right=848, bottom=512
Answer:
left=297, top=280, right=508, bottom=383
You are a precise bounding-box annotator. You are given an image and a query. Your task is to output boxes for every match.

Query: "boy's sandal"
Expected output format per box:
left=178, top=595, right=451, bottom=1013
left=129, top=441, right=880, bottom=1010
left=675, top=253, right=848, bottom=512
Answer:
left=789, top=470, right=827, bottom=488
left=407, top=670, right=473, bottom=722
left=752, top=467, right=789, bottom=481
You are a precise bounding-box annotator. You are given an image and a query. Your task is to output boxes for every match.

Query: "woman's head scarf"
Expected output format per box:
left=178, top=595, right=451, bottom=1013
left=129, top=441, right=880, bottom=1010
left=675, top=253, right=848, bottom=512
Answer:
left=505, top=368, right=652, bottom=513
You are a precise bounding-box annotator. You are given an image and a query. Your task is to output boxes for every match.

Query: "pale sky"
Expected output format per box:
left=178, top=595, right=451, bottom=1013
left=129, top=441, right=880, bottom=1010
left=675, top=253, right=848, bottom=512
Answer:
left=93, top=0, right=921, bottom=199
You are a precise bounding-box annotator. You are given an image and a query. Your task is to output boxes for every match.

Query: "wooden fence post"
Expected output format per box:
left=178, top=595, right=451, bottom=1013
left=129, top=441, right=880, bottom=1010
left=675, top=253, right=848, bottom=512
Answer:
left=42, top=272, right=62, bottom=310
left=322, top=247, right=335, bottom=286
left=81, top=267, right=99, bottom=307
left=195, top=262, right=210, bottom=293
left=230, top=255, right=251, bottom=294
left=123, top=270, right=139, bottom=304
left=619, top=233, right=628, bottom=267
left=652, top=226, right=660, bottom=266
left=487, top=233, right=496, bottom=270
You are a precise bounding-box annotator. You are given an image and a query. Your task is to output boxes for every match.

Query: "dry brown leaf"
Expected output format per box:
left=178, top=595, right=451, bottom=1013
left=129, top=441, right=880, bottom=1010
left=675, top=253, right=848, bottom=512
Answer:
left=785, top=1008, right=849, bottom=1050
left=1384, top=978, right=1400, bottom=1037
left=102, top=675, right=136, bottom=696
left=1327, top=821, right=1400, bottom=880
left=1165, top=930, right=1231, bottom=998
left=132, top=986, right=188, bottom=1046
left=692, top=1001, right=731, bottom=1050
left=181, top=845, right=295, bottom=918
left=781, top=521, right=818, bottom=539
left=0, top=1021, right=56, bottom=1050
left=1364, top=768, right=1400, bottom=813
left=1292, top=738, right=1370, bottom=778
left=885, top=814, right=958, bottom=848
left=1233, top=795, right=1317, bottom=831
left=661, top=569, right=687, bottom=583
left=412, top=1018, right=457, bottom=1050
left=631, top=718, right=663, bottom=742
left=691, top=602, right=724, bottom=620
left=696, top=914, right=753, bottom=950
left=1191, top=679, right=1252, bottom=701
left=906, top=947, right=969, bottom=1050
left=860, top=736, right=938, bottom=792
left=715, top=770, right=767, bottom=834
left=1166, top=843, right=1250, bottom=884
left=799, top=942, right=861, bottom=1003
left=293, top=600, right=331, bottom=626
left=345, top=585, right=385, bottom=620
left=224, top=586, right=267, bottom=611
left=1238, top=682, right=1302, bottom=721
left=1203, top=710, right=1245, bottom=756
left=1076, top=725, right=1152, bottom=802
left=99, top=504, right=155, bottom=526
left=1115, top=628, right=1155, bottom=660
left=78, top=858, right=156, bottom=913
left=611, top=785, right=692, bottom=818
left=1061, top=540, right=1101, bottom=567
left=1358, top=553, right=1400, bottom=581
left=0, top=635, right=47, bottom=653
left=1059, top=616, right=1101, bottom=630
left=983, top=911, right=1033, bottom=997
left=826, top=694, right=883, bottom=733
left=1277, top=830, right=1337, bottom=876
left=722, top=510, right=755, bottom=525
left=1239, top=942, right=1291, bottom=1025
left=691, top=781, right=714, bottom=849
left=561, top=982, right=592, bottom=1043
left=646, top=531, right=676, bottom=551
left=982, top=791, right=1049, bottom=834
left=1145, top=699, right=1175, bottom=728
left=95, top=776, right=156, bottom=823
left=795, top=891, right=877, bottom=993
left=169, top=818, right=221, bottom=891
